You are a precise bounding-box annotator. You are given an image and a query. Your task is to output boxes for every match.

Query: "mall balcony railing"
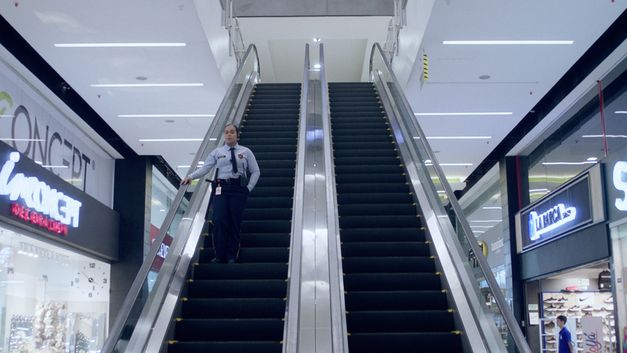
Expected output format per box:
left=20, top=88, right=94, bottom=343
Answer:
left=369, top=42, right=533, bottom=353
left=101, top=44, right=262, bottom=353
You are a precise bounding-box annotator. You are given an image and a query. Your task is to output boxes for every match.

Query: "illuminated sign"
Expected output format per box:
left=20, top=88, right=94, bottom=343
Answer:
left=528, top=203, right=577, bottom=240
left=519, top=177, right=592, bottom=252
left=0, top=152, right=81, bottom=228
left=613, top=161, right=627, bottom=211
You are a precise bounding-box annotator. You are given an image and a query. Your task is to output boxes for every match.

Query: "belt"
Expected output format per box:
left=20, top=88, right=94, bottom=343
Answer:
left=216, top=177, right=241, bottom=184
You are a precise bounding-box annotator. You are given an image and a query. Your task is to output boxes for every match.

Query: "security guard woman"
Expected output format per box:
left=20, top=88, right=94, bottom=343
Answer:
left=181, top=124, right=260, bottom=263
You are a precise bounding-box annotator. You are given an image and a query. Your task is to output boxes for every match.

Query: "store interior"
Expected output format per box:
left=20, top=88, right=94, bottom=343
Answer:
left=0, top=225, right=110, bottom=353
left=525, top=261, right=617, bottom=353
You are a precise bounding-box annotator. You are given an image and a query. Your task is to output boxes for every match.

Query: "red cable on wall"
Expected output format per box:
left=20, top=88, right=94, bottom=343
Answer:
left=597, top=80, right=609, bottom=158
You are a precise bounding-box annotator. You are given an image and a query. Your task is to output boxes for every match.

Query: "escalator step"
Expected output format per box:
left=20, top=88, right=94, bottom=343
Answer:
left=347, top=332, right=462, bottom=353
left=341, top=242, right=429, bottom=257
left=337, top=192, right=414, bottom=204
left=345, top=291, right=449, bottom=311
left=336, top=182, right=409, bottom=194
left=187, top=279, right=287, bottom=298
left=347, top=311, right=455, bottom=333
left=203, top=233, right=291, bottom=248
left=199, top=247, right=289, bottom=263
left=168, top=341, right=282, bottom=353
left=174, top=319, right=283, bottom=341
left=246, top=197, right=293, bottom=208
left=339, top=215, right=421, bottom=228
left=343, top=273, right=442, bottom=291
left=193, top=263, right=288, bottom=280
left=338, top=204, right=417, bottom=216
left=181, top=298, right=286, bottom=319
left=244, top=208, right=293, bottom=220
left=342, top=257, right=435, bottom=273
left=339, top=228, right=425, bottom=242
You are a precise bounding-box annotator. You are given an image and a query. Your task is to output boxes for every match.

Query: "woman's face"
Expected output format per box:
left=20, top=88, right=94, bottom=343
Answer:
left=224, top=125, right=238, bottom=145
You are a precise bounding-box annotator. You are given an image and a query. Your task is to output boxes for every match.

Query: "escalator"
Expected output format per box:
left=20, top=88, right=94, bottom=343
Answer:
left=167, top=83, right=301, bottom=353
left=329, top=82, right=462, bottom=353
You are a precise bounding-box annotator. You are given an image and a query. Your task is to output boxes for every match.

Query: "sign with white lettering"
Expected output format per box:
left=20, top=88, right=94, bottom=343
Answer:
left=604, top=144, right=627, bottom=222
left=0, top=59, right=114, bottom=207
left=519, top=177, right=592, bottom=251
left=0, top=142, right=119, bottom=260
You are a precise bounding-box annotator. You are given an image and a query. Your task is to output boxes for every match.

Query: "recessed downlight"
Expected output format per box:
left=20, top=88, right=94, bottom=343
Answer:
left=443, top=40, right=573, bottom=45
left=55, top=42, right=187, bottom=48
left=91, top=83, right=203, bottom=88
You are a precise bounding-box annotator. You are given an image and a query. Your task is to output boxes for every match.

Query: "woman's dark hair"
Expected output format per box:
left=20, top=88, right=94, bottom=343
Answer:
left=225, top=123, right=240, bottom=137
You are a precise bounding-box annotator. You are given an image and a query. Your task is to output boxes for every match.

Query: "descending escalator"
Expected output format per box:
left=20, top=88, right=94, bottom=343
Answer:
left=329, top=82, right=462, bottom=353
left=168, top=83, right=301, bottom=353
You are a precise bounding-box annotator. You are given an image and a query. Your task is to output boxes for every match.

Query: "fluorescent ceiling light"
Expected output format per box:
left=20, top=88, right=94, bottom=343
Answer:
left=42, top=165, right=69, bottom=169
left=582, top=134, right=627, bottom=138
left=472, top=230, right=486, bottom=234
left=422, top=136, right=492, bottom=140
left=313, top=64, right=321, bottom=69
left=471, top=225, right=495, bottom=228
left=0, top=115, right=14, bottom=118
left=615, top=111, right=627, bottom=114
left=541, top=161, right=596, bottom=166
left=55, top=43, right=186, bottom=48
left=177, top=165, right=191, bottom=168
left=586, top=157, right=598, bottom=161
left=424, top=162, right=473, bottom=167
left=209, top=138, right=218, bottom=141
left=482, top=206, right=502, bottom=210
left=139, top=138, right=203, bottom=142
left=443, top=40, right=573, bottom=45
left=118, top=114, right=215, bottom=118
left=0, top=138, right=44, bottom=142
left=470, top=220, right=502, bottom=223
left=529, top=188, right=549, bottom=193
left=313, top=38, right=321, bottom=43
left=414, top=112, right=512, bottom=116
left=91, top=83, right=203, bottom=88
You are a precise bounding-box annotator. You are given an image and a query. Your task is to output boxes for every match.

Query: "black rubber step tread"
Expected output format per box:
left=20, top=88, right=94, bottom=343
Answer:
left=343, top=273, right=442, bottom=291
left=331, top=101, right=382, bottom=107
left=337, top=193, right=414, bottom=205
left=335, top=165, right=403, bottom=175
left=256, top=160, right=296, bottom=169
left=347, top=332, right=462, bottom=353
left=333, top=141, right=395, bottom=150
left=251, top=152, right=296, bottom=161
left=168, top=341, right=282, bottom=353
left=244, top=144, right=296, bottom=153
left=187, top=279, right=287, bottom=298
left=249, top=100, right=300, bottom=106
left=181, top=298, right=286, bottom=319
left=333, top=134, right=392, bottom=142
left=240, top=130, right=297, bottom=138
left=174, top=318, right=284, bottom=341
left=242, top=137, right=295, bottom=145
left=333, top=149, right=398, bottom=159
left=242, top=120, right=298, bottom=127
left=345, top=291, right=449, bottom=311
left=347, top=310, right=455, bottom=333
left=336, top=183, right=409, bottom=194
left=203, top=233, right=291, bottom=248
left=242, top=125, right=298, bottom=133
left=342, top=257, right=435, bottom=273
left=338, top=204, right=416, bottom=216
left=332, top=122, right=389, bottom=130
left=246, top=108, right=299, bottom=114
left=330, top=111, right=385, bottom=118
left=340, top=228, right=425, bottom=242
left=330, top=116, right=387, bottom=124
left=339, top=215, right=421, bottom=229
left=255, top=176, right=295, bottom=187
left=335, top=173, right=406, bottom=184
left=334, top=156, right=400, bottom=166
left=251, top=169, right=295, bottom=179
left=246, top=197, right=293, bottom=208
left=199, top=248, right=289, bottom=263
left=341, top=242, right=429, bottom=257
left=241, top=219, right=292, bottom=233
left=247, top=186, right=294, bottom=197
left=332, top=129, right=391, bottom=137
left=193, top=263, right=288, bottom=280
left=244, top=112, right=299, bottom=119
left=331, top=107, right=384, bottom=114
left=244, top=208, right=293, bottom=220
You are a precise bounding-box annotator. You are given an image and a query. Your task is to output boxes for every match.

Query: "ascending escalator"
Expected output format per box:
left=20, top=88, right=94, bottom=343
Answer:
left=168, top=83, right=301, bottom=353
left=330, top=82, right=462, bottom=353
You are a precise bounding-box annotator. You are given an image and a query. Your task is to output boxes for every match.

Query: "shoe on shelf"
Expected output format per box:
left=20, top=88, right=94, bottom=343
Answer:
left=568, top=305, right=581, bottom=312
left=544, top=296, right=558, bottom=303
left=578, top=296, right=591, bottom=302
left=582, top=305, right=595, bottom=312
left=603, top=296, right=614, bottom=304
left=544, top=321, right=556, bottom=329
left=210, top=257, right=226, bottom=263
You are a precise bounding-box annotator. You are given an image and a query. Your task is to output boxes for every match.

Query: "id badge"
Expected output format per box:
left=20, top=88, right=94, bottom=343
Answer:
left=215, top=186, right=222, bottom=195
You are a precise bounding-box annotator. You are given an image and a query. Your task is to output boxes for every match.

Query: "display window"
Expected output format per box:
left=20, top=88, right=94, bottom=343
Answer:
left=610, top=220, right=627, bottom=353
left=0, top=225, right=109, bottom=353
left=526, top=262, right=618, bottom=353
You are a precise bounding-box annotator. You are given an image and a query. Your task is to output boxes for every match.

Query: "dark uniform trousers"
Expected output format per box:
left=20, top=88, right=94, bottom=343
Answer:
left=211, top=182, right=249, bottom=260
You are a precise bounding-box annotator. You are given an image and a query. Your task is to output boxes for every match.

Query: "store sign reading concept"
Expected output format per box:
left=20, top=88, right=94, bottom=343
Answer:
left=0, top=152, right=82, bottom=235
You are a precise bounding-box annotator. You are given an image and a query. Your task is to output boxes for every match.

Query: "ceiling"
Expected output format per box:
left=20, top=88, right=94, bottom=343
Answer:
left=0, top=1, right=625, bottom=186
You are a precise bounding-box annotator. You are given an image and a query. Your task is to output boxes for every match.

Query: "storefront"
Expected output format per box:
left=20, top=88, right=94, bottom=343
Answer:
left=0, top=141, right=119, bottom=353
left=515, top=164, right=619, bottom=353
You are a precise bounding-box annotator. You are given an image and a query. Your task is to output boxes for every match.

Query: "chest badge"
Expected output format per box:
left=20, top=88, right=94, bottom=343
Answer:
left=238, top=153, right=244, bottom=159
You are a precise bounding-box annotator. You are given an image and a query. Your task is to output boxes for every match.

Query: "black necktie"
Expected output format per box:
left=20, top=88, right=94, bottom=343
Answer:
left=230, top=147, right=238, bottom=174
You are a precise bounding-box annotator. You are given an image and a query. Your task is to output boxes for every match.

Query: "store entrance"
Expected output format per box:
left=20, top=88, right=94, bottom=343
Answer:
left=525, top=261, right=617, bottom=353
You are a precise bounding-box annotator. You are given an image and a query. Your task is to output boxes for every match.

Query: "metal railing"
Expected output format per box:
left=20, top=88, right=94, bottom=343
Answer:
left=282, top=43, right=310, bottom=353
left=369, top=42, right=532, bottom=353
left=222, top=0, right=246, bottom=66
left=101, top=44, right=260, bottom=353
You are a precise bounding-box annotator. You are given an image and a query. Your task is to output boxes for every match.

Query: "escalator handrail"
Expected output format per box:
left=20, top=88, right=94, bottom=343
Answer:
left=282, top=43, right=310, bottom=353
left=369, top=42, right=532, bottom=353
left=320, top=43, right=350, bottom=353
left=102, top=43, right=260, bottom=353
